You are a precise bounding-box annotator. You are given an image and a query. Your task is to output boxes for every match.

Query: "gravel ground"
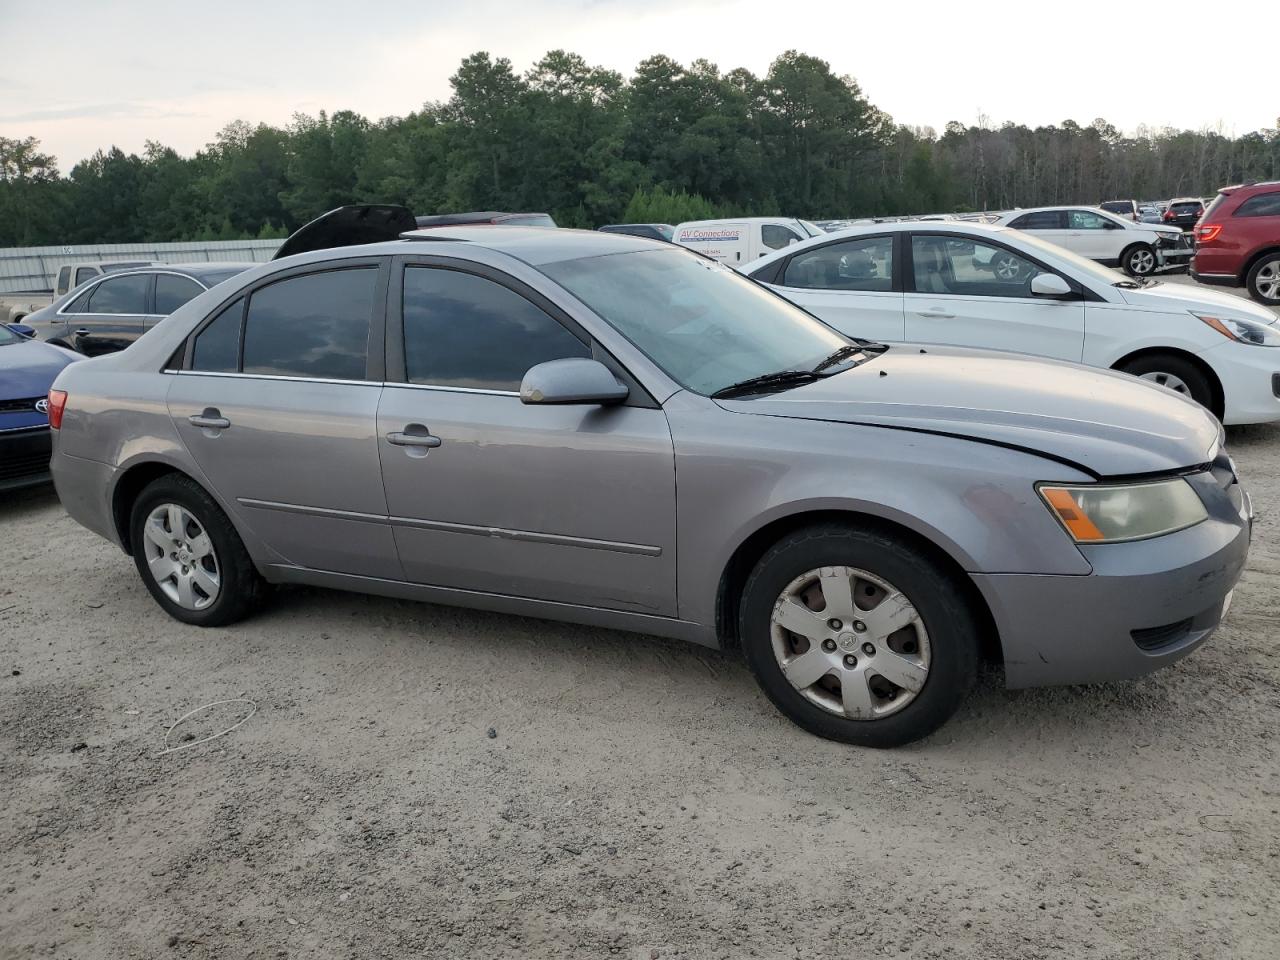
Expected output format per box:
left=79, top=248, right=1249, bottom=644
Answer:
left=2, top=433, right=1279, bottom=959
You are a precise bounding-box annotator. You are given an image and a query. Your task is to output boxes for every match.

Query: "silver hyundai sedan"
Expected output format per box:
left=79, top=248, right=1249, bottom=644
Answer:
left=47, top=207, right=1252, bottom=747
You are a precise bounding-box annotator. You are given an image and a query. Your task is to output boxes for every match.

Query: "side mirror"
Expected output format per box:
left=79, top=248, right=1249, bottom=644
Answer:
left=1030, top=274, right=1073, bottom=298
left=6, top=323, right=36, bottom=338
left=520, top=358, right=629, bottom=406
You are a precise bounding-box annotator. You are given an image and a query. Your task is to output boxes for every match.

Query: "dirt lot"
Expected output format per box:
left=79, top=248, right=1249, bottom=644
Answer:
left=3, top=428, right=1279, bottom=959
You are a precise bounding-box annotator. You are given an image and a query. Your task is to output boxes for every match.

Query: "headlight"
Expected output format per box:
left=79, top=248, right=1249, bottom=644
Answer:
left=1038, top=478, right=1207, bottom=543
left=1193, top=311, right=1280, bottom=346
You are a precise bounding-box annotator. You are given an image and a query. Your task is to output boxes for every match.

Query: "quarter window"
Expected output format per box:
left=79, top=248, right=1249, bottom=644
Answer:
left=241, top=268, right=376, bottom=380
left=1235, top=192, right=1280, bottom=218
left=155, top=275, right=205, bottom=314
left=782, top=237, right=894, bottom=292
left=402, top=267, right=589, bottom=391
left=1008, top=211, right=1064, bottom=230
left=74, top=267, right=98, bottom=286
left=85, top=274, right=150, bottom=314
left=912, top=235, right=1046, bottom=298
left=191, top=298, right=243, bottom=373
left=761, top=224, right=803, bottom=250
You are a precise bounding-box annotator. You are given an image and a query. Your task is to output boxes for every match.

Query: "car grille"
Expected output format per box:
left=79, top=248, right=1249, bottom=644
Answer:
left=0, top=445, right=51, bottom=483
left=0, top=396, right=44, bottom=414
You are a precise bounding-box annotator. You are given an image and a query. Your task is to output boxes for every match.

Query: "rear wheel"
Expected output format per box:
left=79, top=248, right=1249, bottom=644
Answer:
left=1246, top=253, right=1280, bottom=305
left=1122, top=243, right=1157, bottom=277
left=738, top=525, right=979, bottom=748
left=129, top=473, right=266, bottom=626
left=1118, top=353, right=1216, bottom=415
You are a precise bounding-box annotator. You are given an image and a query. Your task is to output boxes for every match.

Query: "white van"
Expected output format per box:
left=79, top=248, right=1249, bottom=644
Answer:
left=672, top=217, right=823, bottom=267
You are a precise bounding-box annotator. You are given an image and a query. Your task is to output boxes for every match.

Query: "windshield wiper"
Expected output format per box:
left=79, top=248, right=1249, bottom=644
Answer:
left=811, top=342, right=888, bottom=373
left=711, top=369, right=827, bottom=400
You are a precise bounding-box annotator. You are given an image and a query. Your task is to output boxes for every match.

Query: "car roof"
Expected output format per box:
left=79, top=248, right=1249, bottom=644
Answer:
left=396, top=225, right=664, bottom=265
left=1169, top=197, right=1203, bottom=204
left=96, top=262, right=257, bottom=282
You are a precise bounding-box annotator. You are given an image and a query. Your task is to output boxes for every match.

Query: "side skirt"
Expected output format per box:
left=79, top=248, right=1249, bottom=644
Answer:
left=262, top=563, right=718, bottom=648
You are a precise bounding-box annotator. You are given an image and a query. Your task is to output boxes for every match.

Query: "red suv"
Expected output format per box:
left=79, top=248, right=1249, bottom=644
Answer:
left=1192, top=182, right=1280, bottom=305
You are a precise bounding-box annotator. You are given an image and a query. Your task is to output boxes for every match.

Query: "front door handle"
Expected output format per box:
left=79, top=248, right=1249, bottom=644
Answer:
left=188, top=409, right=231, bottom=430
left=916, top=309, right=955, bottom=319
left=74, top=328, right=92, bottom=336
left=387, top=427, right=442, bottom=448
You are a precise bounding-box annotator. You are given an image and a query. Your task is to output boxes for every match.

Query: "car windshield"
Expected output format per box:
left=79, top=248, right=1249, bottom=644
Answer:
left=200, top=268, right=248, bottom=287
left=542, top=248, right=851, bottom=396
left=0, top=324, right=20, bottom=346
left=656, top=224, right=675, bottom=241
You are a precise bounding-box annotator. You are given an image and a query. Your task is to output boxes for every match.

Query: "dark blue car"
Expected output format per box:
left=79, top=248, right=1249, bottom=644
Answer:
left=0, top=323, right=80, bottom=491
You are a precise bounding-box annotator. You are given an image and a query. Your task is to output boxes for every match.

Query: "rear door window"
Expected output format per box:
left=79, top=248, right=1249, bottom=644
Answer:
left=1008, top=211, right=1065, bottom=230
left=85, top=274, right=150, bottom=314
left=1235, top=192, right=1280, bottom=218
left=241, top=268, right=377, bottom=380
left=781, top=236, right=894, bottom=291
left=191, top=298, right=243, bottom=373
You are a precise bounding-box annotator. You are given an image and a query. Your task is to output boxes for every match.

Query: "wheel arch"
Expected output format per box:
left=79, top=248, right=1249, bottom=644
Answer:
left=1111, top=346, right=1224, bottom=418
left=1242, top=244, right=1280, bottom=283
left=714, top=509, right=1003, bottom=667
left=111, top=461, right=197, bottom=555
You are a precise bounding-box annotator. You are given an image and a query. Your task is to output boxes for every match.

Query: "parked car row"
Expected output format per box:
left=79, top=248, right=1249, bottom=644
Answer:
left=37, top=204, right=1254, bottom=749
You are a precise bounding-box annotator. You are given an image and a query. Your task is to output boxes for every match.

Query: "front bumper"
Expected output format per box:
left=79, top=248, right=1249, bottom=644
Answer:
left=975, top=470, right=1251, bottom=688
left=1200, top=339, right=1280, bottom=425
left=0, top=426, right=53, bottom=492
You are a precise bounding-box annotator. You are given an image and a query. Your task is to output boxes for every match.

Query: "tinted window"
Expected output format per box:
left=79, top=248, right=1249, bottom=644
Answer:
left=912, top=235, right=1046, bottom=298
left=1008, top=211, right=1063, bottom=230
left=1068, top=210, right=1113, bottom=230
left=782, top=236, right=894, bottom=292
left=242, top=268, right=376, bottom=380
left=1235, top=192, right=1280, bottom=218
left=762, top=224, right=803, bottom=250
left=191, top=298, right=243, bottom=373
left=1100, top=201, right=1134, bottom=215
left=57, top=266, right=72, bottom=292
left=75, top=267, right=98, bottom=286
left=86, top=274, right=150, bottom=314
left=155, top=275, right=204, bottom=314
left=402, top=267, right=588, bottom=391
left=1171, top=202, right=1202, bottom=214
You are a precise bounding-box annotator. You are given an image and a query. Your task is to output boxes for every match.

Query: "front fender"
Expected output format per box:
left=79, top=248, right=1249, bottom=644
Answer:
left=663, top=395, right=1093, bottom=631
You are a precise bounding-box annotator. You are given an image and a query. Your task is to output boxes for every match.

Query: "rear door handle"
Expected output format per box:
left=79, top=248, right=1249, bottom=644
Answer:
left=188, top=409, right=231, bottom=430
left=916, top=309, right=955, bottom=319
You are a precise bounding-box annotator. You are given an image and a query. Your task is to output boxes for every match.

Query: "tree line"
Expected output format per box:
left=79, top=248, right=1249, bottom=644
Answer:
left=3, top=49, right=1279, bottom=247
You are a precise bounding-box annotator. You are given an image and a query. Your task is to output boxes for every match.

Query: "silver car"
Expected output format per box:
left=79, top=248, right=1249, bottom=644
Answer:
left=47, top=208, right=1252, bottom=747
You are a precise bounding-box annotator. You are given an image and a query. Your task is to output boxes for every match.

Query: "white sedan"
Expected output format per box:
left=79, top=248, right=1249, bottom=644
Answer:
left=991, top=206, right=1191, bottom=277
left=746, top=221, right=1280, bottom=424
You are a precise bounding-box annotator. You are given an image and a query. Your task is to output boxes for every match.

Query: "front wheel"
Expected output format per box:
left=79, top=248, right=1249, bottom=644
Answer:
left=1246, top=253, right=1280, bottom=305
left=129, top=473, right=267, bottom=626
left=1122, top=243, right=1157, bottom=277
left=1118, top=353, right=1217, bottom=416
left=739, top=525, right=979, bottom=748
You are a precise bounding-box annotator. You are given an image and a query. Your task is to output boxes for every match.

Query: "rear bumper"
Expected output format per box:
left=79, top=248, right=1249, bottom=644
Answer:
left=50, top=448, right=121, bottom=546
left=1190, top=268, right=1240, bottom=288
left=0, top=426, right=53, bottom=492
left=975, top=489, right=1251, bottom=688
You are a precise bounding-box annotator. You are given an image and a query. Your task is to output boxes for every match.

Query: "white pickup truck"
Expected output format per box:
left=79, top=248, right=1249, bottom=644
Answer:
left=0, top=260, right=158, bottom=324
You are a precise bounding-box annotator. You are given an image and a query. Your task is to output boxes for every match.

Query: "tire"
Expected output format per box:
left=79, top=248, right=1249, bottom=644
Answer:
left=1122, top=243, right=1157, bottom=277
left=128, top=473, right=267, bottom=626
left=1118, top=353, right=1217, bottom=415
left=990, top=250, right=1025, bottom=283
left=738, top=524, right=980, bottom=748
left=1246, top=253, right=1280, bottom=306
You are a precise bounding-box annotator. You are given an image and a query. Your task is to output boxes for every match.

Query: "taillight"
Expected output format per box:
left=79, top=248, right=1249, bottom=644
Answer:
left=1197, top=224, right=1222, bottom=243
left=1163, top=210, right=1174, bottom=220
left=47, top=389, right=67, bottom=429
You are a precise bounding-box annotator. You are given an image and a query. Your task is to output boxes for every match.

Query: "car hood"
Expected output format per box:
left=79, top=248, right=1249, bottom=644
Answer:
left=1117, top=280, right=1278, bottom=322
left=715, top=346, right=1220, bottom=477
left=0, top=338, right=80, bottom=429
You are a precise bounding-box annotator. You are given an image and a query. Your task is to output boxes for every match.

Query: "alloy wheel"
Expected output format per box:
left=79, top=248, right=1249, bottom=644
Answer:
left=770, top=566, right=930, bottom=720
left=993, top=254, right=1021, bottom=281
left=141, top=503, right=221, bottom=610
left=1139, top=370, right=1190, bottom=396
left=1256, top=262, right=1280, bottom=300
left=1128, top=249, right=1156, bottom=275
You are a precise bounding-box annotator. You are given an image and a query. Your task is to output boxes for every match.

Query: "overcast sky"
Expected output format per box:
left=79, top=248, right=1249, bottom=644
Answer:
left=3, top=0, right=1274, bottom=170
